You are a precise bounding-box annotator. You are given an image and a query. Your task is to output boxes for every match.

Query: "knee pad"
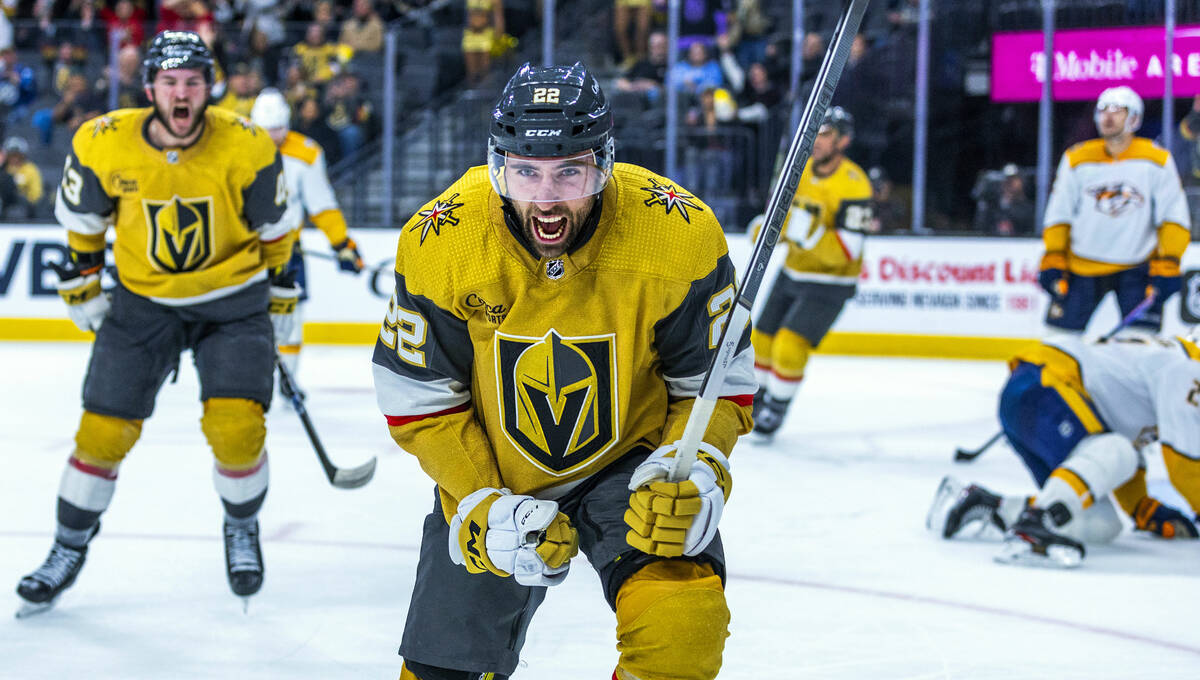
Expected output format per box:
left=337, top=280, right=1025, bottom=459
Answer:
left=1061, top=433, right=1140, bottom=502
left=74, top=411, right=142, bottom=469
left=1163, top=444, right=1200, bottom=514
left=201, top=398, right=266, bottom=470
left=615, top=561, right=729, bottom=680
left=771, top=328, right=812, bottom=380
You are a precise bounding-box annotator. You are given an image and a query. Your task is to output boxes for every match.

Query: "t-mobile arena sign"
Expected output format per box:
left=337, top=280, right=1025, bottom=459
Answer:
left=992, top=25, right=1200, bottom=101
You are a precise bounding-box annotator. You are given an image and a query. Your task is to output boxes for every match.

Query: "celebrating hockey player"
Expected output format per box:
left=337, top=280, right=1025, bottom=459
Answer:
left=250, top=88, right=364, bottom=396
left=748, top=106, right=873, bottom=439
left=927, top=334, right=1200, bottom=568
left=1039, top=86, right=1190, bottom=334
left=15, top=31, right=297, bottom=615
left=372, top=62, right=756, bottom=679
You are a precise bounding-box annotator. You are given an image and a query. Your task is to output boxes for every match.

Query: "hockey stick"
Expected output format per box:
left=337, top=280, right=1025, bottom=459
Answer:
left=301, top=249, right=394, bottom=275
left=953, top=292, right=1158, bottom=463
left=668, top=0, right=872, bottom=482
left=276, top=355, right=377, bottom=489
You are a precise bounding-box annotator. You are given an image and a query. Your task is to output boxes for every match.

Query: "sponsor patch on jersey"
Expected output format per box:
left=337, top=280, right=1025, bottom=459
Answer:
left=411, top=192, right=464, bottom=244
left=110, top=172, right=139, bottom=195
left=142, top=195, right=215, bottom=272
left=1085, top=182, right=1145, bottom=217
left=495, top=329, right=618, bottom=475
left=465, top=292, right=509, bottom=324
left=640, top=177, right=703, bottom=223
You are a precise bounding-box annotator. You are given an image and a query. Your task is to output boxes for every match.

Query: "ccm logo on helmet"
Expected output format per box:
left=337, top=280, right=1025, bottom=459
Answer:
left=525, top=129, right=562, bottom=137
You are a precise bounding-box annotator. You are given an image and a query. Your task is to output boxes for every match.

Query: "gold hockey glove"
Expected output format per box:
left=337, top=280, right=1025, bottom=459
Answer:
left=447, top=488, right=578, bottom=586
left=267, top=266, right=302, bottom=341
left=625, top=442, right=731, bottom=558
left=331, top=237, right=364, bottom=274
left=51, top=249, right=109, bottom=332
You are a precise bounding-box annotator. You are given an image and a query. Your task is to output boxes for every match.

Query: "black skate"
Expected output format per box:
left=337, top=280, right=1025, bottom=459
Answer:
left=748, top=389, right=789, bottom=443
left=995, top=505, right=1085, bottom=569
left=15, top=525, right=98, bottom=618
left=926, top=476, right=1006, bottom=540
left=224, top=519, right=264, bottom=606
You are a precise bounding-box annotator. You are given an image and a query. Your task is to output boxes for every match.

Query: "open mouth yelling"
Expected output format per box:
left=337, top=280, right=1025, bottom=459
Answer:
left=171, top=104, right=192, bottom=130
left=531, top=214, right=568, bottom=245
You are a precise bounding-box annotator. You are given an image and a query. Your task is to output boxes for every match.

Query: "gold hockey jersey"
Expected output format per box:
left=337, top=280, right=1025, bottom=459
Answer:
left=372, top=163, right=756, bottom=519
left=778, top=156, right=873, bottom=284
left=54, top=107, right=294, bottom=305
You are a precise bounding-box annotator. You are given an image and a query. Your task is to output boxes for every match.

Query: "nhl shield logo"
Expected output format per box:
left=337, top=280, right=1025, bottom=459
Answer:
left=143, top=195, right=215, bottom=273
left=495, top=329, right=618, bottom=475
left=1182, top=270, right=1200, bottom=324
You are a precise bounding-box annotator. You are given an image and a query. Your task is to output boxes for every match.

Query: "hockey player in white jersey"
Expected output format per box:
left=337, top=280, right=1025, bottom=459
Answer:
left=927, top=335, right=1200, bottom=568
left=251, top=89, right=364, bottom=391
left=1039, top=86, right=1190, bottom=333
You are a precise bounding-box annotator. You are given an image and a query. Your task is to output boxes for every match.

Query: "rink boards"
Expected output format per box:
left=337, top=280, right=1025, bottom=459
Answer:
left=1, top=223, right=1196, bottom=359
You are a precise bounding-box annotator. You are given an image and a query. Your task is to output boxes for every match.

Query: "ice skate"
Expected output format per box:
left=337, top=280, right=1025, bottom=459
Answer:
left=224, top=518, right=264, bottom=609
left=15, top=530, right=96, bottom=618
left=748, top=390, right=788, bottom=444
left=995, top=506, right=1084, bottom=568
left=926, top=476, right=1006, bottom=540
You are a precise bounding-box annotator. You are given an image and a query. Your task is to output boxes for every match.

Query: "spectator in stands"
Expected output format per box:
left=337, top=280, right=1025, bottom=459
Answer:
left=99, top=0, right=147, bottom=50
left=677, top=0, right=720, bottom=50
left=613, top=0, right=651, bottom=70
left=734, top=61, right=781, bottom=124
left=1178, top=93, right=1200, bottom=184
left=973, top=163, right=1034, bottom=236
left=243, top=25, right=285, bottom=88
left=293, top=94, right=341, bottom=164
left=670, top=42, right=724, bottom=99
left=340, top=0, right=384, bottom=53
left=0, top=136, right=43, bottom=219
left=725, top=0, right=771, bottom=68
left=462, top=0, right=504, bottom=86
left=31, top=70, right=101, bottom=145
left=323, top=68, right=375, bottom=160
left=0, top=47, right=36, bottom=125
left=798, top=32, right=825, bottom=95
left=215, top=61, right=262, bottom=118
left=868, top=166, right=907, bottom=232
left=293, top=21, right=353, bottom=85
left=93, top=44, right=147, bottom=110
left=835, top=34, right=888, bottom=169
left=157, top=0, right=216, bottom=37
left=313, top=0, right=338, bottom=35
left=615, top=29, right=667, bottom=102
left=683, top=86, right=735, bottom=203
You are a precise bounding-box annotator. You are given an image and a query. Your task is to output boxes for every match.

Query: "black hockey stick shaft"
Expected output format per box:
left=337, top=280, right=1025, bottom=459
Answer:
left=275, top=356, right=377, bottom=489
left=669, top=0, right=872, bottom=482
left=953, top=293, right=1158, bottom=462
left=301, top=249, right=393, bottom=275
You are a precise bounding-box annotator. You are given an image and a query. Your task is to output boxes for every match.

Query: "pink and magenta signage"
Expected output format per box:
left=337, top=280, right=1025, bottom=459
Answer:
left=992, top=25, right=1200, bottom=101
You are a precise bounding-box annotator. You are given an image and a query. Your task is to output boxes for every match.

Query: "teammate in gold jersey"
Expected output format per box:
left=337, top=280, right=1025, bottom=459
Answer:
left=372, top=63, right=756, bottom=680
left=749, top=106, right=873, bottom=439
left=15, top=31, right=297, bottom=616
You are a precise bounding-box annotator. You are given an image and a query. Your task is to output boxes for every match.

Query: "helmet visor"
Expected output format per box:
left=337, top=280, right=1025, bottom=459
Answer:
left=488, top=148, right=612, bottom=203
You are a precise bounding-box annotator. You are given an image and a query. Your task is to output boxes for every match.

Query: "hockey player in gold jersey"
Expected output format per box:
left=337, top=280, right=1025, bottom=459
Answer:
left=250, top=88, right=364, bottom=396
left=373, top=63, right=756, bottom=680
left=15, top=31, right=297, bottom=615
left=749, top=106, right=873, bottom=439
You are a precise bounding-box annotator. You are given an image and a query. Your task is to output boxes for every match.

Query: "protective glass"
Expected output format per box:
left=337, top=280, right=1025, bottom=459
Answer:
left=488, top=146, right=613, bottom=203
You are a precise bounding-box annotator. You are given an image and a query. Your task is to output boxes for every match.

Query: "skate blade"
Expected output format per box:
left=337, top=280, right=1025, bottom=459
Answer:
left=743, top=431, right=777, bottom=447
left=15, top=600, right=56, bottom=619
left=925, top=476, right=962, bottom=534
left=994, top=540, right=1083, bottom=569
left=240, top=596, right=252, bottom=614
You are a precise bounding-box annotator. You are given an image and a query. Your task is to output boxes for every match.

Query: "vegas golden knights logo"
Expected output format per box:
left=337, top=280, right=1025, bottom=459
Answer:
left=143, top=196, right=214, bottom=272
left=496, top=330, right=619, bottom=475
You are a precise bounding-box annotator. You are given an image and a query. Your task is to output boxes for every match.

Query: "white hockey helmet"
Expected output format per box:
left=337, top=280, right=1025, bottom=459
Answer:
left=251, top=88, right=290, bottom=131
left=1093, top=86, right=1143, bottom=133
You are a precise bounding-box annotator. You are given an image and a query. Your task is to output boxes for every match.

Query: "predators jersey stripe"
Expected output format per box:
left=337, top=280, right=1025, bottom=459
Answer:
left=1066, top=138, right=1170, bottom=168
left=279, top=130, right=321, bottom=166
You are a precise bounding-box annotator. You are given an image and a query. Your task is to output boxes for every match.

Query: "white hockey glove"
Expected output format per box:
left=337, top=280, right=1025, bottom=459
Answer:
left=267, top=267, right=302, bottom=342
left=51, top=251, right=110, bottom=332
left=448, top=488, right=579, bottom=587
left=625, top=441, right=731, bottom=558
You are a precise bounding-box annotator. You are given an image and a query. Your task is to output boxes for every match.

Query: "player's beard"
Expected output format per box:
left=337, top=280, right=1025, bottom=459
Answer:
left=154, top=100, right=207, bottom=144
left=514, top=197, right=595, bottom=259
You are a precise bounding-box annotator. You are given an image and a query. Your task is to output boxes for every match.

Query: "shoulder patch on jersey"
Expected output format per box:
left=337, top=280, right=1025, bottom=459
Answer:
left=410, top=192, right=466, bottom=244
left=639, top=176, right=704, bottom=223
left=90, top=115, right=119, bottom=137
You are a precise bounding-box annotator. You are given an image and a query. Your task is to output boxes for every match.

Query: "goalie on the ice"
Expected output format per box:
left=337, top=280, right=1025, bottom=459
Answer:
left=371, top=62, right=756, bottom=679
left=927, top=334, right=1200, bottom=568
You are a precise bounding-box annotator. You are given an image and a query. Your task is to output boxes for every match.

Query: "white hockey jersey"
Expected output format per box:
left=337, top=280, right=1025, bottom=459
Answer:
left=1042, top=138, right=1189, bottom=267
left=1036, top=334, right=1200, bottom=511
left=277, top=131, right=348, bottom=245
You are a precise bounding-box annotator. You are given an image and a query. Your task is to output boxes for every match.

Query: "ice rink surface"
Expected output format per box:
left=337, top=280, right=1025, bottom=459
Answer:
left=2, top=342, right=1198, bottom=679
